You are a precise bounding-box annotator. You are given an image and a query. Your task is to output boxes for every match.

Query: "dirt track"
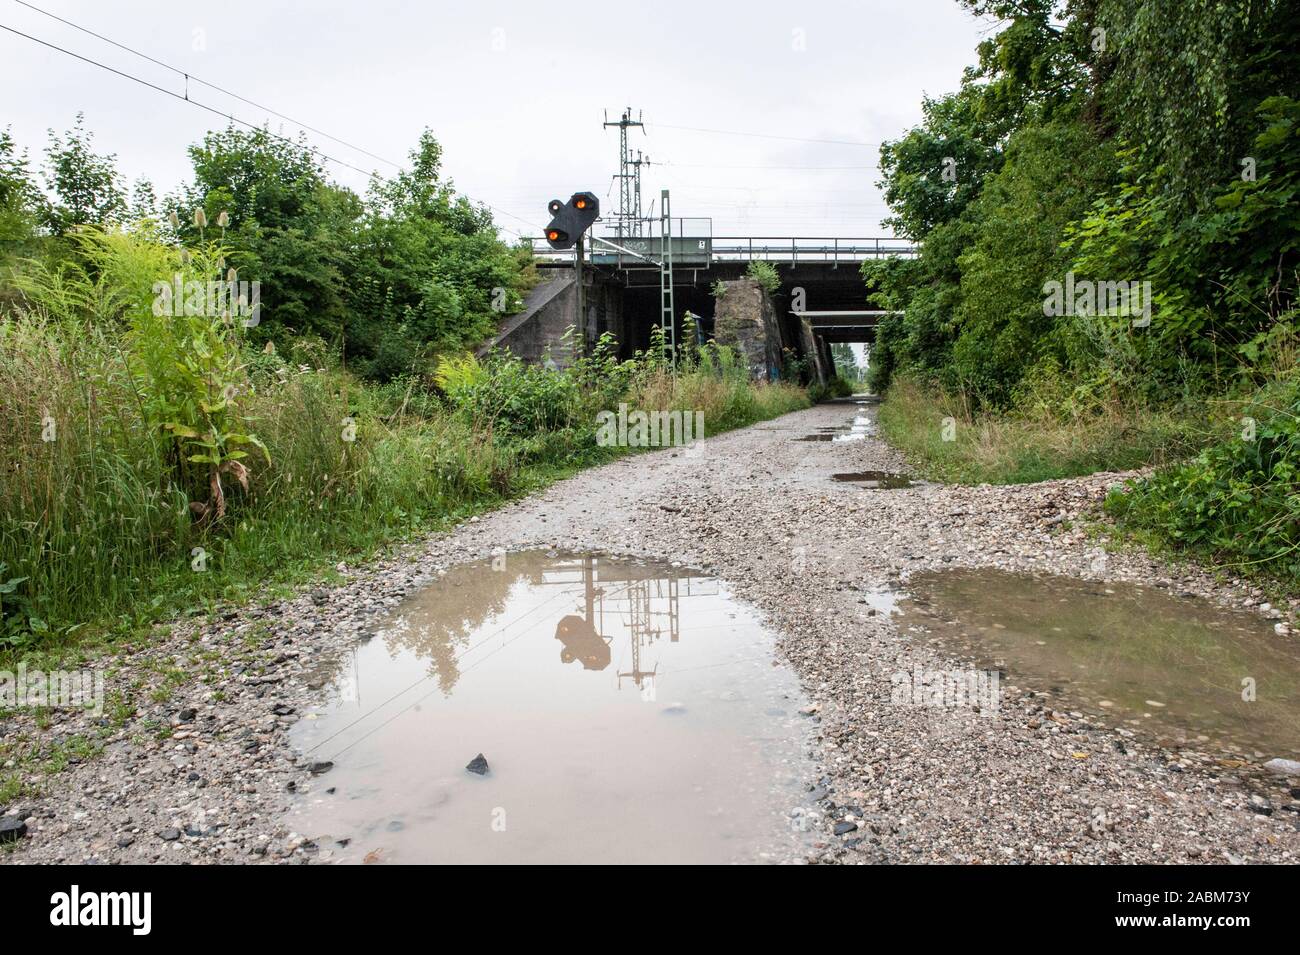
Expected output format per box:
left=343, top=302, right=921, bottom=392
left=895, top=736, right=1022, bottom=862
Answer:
left=4, top=398, right=1298, bottom=863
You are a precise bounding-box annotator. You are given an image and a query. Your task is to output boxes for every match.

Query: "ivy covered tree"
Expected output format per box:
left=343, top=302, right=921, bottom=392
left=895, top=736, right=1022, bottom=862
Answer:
left=866, top=0, right=1300, bottom=406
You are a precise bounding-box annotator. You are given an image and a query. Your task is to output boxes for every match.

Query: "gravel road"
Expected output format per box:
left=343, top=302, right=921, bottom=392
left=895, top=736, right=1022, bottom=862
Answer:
left=3, top=398, right=1298, bottom=864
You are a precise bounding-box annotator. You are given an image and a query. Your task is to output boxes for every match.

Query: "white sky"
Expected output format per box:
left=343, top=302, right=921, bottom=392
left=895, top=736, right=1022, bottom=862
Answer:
left=0, top=0, right=988, bottom=240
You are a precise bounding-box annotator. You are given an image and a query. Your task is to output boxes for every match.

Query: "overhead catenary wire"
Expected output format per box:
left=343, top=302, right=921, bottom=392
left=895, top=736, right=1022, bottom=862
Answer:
left=14, top=0, right=402, bottom=171
left=647, top=121, right=881, bottom=149
left=0, top=16, right=545, bottom=239
left=319, top=577, right=648, bottom=761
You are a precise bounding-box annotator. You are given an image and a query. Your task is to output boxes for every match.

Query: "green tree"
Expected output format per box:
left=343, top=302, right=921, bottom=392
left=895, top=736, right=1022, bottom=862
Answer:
left=42, top=113, right=126, bottom=234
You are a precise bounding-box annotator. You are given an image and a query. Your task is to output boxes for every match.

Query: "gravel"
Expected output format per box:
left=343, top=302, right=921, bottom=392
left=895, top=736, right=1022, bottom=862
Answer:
left=2, top=398, right=1297, bottom=864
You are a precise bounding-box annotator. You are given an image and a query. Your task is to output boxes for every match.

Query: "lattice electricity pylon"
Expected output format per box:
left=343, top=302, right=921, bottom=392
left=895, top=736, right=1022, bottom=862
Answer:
left=603, top=106, right=645, bottom=239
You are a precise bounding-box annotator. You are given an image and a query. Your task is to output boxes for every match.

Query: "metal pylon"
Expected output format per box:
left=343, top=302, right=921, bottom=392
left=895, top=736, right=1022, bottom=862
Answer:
left=603, top=107, right=644, bottom=239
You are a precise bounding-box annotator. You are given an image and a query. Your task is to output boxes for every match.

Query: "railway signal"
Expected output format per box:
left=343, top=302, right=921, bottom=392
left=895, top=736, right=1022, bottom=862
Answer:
left=544, top=192, right=600, bottom=250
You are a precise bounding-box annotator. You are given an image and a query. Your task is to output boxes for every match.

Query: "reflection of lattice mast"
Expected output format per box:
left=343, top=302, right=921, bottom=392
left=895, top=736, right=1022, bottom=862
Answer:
left=618, top=577, right=658, bottom=689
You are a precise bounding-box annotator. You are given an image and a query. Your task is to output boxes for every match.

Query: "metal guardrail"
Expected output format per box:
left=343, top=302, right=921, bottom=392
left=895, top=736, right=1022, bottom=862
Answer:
left=711, top=237, right=917, bottom=263
left=530, top=235, right=917, bottom=264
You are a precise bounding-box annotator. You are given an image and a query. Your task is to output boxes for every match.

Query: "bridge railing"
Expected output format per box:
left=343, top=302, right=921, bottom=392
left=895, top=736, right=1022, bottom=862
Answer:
left=711, top=237, right=917, bottom=263
left=528, top=235, right=917, bottom=264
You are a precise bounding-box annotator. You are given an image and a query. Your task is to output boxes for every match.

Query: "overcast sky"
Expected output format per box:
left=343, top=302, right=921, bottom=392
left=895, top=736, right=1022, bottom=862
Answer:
left=0, top=0, right=989, bottom=240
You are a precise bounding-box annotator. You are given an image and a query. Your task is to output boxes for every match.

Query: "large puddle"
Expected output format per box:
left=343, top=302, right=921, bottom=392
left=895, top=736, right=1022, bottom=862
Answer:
left=897, top=569, right=1300, bottom=763
left=287, top=551, right=813, bottom=864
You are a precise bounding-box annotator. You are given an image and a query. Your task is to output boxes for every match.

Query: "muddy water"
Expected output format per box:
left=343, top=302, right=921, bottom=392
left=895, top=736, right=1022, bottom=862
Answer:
left=287, top=551, right=813, bottom=864
left=897, top=569, right=1300, bottom=761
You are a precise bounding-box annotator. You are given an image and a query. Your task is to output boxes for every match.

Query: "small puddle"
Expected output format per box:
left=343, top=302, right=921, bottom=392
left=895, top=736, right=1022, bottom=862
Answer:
left=288, top=551, right=814, bottom=864
left=833, top=470, right=915, bottom=489
left=896, top=569, right=1300, bottom=763
left=796, top=411, right=877, bottom=444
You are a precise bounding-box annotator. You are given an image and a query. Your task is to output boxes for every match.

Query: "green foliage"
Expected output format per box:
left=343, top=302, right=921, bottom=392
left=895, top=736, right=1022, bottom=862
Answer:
left=1107, top=376, right=1300, bottom=579
left=165, top=124, right=529, bottom=377
left=0, top=221, right=808, bottom=653
left=1097, top=0, right=1298, bottom=213
left=871, top=0, right=1298, bottom=413
left=950, top=122, right=1118, bottom=405
left=41, top=114, right=126, bottom=235
left=809, top=375, right=855, bottom=402
left=879, top=374, right=1198, bottom=485
left=745, top=260, right=780, bottom=294
left=0, top=129, right=44, bottom=258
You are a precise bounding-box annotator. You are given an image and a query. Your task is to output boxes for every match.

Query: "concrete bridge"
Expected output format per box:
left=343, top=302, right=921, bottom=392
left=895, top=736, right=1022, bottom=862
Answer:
left=481, top=231, right=913, bottom=382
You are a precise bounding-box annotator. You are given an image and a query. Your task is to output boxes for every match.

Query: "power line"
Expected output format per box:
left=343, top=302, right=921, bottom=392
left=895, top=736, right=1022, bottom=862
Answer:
left=0, top=17, right=544, bottom=239
left=0, top=22, right=384, bottom=178
left=662, top=162, right=875, bottom=171
left=647, top=121, right=880, bottom=149
left=306, top=581, right=590, bottom=755
left=14, top=0, right=402, bottom=171
left=320, top=577, right=647, bottom=761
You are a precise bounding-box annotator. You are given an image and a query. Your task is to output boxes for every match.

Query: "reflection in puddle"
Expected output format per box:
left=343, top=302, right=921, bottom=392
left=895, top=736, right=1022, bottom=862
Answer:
left=288, top=552, right=813, bottom=864
left=832, top=415, right=874, bottom=443
left=833, top=470, right=915, bottom=489
left=796, top=411, right=877, bottom=443
left=897, top=569, right=1300, bottom=762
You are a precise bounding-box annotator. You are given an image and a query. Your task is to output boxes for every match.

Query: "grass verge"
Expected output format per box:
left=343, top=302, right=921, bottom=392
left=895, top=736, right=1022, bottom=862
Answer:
left=876, top=376, right=1200, bottom=485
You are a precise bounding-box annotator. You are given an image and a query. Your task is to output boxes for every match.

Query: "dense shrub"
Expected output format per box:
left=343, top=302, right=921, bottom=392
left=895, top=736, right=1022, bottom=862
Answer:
left=1106, top=377, right=1300, bottom=580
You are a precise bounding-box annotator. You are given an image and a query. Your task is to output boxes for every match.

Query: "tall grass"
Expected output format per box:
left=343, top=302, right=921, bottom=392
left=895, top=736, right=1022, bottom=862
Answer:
left=877, top=375, right=1199, bottom=485
left=0, top=229, right=809, bottom=658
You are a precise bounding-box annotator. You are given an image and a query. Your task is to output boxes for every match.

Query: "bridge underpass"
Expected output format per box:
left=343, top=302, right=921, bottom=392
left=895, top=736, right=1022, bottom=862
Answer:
left=482, top=230, right=912, bottom=381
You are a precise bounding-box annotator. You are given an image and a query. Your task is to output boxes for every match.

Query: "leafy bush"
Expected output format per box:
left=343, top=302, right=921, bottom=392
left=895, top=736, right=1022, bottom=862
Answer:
left=1106, top=373, right=1300, bottom=579
left=745, top=260, right=780, bottom=294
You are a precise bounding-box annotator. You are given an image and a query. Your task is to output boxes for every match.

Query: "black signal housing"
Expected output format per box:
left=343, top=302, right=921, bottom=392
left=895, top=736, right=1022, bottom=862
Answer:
left=544, top=192, right=600, bottom=250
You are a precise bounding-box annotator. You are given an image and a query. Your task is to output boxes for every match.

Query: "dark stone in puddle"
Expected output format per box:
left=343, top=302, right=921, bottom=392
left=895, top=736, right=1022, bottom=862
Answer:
left=832, top=471, right=914, bottom=489
left=834, top=822, right=858, bottom=836
left=794, top=434, right=835, bottom=442
left=466, top=753, right=490, bottom=775
left=309, top=760, right=334, bottom=775
left=0, top=816, right=27, bottom=843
